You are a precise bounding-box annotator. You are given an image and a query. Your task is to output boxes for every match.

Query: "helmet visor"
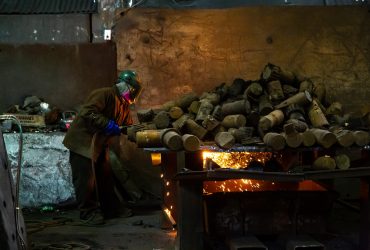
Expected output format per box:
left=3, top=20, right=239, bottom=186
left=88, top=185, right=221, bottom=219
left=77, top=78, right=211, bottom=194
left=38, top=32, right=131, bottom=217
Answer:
left=127, top=78, right=143, bottom=103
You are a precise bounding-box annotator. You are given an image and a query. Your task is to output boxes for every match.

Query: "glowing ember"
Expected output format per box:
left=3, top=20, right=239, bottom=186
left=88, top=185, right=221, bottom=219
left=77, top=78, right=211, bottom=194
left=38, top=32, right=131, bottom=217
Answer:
left=202, top=151, right=272, bottom=169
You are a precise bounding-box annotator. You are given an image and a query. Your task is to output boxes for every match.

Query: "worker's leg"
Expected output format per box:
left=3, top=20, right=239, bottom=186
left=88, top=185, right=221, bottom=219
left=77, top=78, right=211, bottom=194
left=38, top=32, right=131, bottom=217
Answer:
left=69, top=151, right=102, bottom=222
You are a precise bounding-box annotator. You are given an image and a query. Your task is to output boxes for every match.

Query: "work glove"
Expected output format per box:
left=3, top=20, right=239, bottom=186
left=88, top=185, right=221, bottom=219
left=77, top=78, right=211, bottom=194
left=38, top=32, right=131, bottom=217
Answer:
left=104, top=120, right=121, bottom=136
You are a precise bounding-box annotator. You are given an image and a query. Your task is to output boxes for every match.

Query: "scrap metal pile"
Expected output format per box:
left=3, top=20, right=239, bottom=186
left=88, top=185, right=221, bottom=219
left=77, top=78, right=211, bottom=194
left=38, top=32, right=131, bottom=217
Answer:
left=130, top=63, right=370, bottom=157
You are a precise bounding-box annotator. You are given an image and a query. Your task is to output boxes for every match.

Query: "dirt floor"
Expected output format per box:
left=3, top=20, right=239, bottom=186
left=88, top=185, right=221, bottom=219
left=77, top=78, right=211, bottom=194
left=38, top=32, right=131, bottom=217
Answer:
left=25, top=206, right=177, bottom=250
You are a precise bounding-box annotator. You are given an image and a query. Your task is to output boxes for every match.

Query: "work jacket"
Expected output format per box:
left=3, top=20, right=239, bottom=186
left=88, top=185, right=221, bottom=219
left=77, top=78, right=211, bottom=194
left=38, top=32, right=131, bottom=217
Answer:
left=63, top=85, right=133, bottom=159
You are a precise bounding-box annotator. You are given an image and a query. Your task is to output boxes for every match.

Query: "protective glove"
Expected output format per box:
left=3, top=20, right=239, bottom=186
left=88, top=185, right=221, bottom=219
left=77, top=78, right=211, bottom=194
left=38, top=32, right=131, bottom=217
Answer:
left=104, top=120, right=121, bottom=136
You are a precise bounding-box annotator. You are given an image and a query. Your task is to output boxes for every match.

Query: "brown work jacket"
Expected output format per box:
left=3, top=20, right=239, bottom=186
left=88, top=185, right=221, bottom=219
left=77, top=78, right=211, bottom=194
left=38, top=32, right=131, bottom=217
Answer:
left=63, top=85, right=133, bottom=159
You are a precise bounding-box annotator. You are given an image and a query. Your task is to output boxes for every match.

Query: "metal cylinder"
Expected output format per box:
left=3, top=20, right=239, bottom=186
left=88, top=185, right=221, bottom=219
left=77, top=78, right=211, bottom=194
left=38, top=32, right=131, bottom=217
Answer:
left=310, top=128, right=337, bottom=148
left=267, top=80, right=285, bottom=103
left=169, top=106, right=184, bottom=120
left=136, top=130, right=163, bottom=148
left=353, top=130, right=370, bottom=146
left=196, top=100, right=214, bottom=122
left=200, top=92, right=220, bottom=105
left=172, top=114, right=193, bottom=131
left=221, top=99, right=250, bottom=116
left=221, top=115, right=247, bottom=128
left=282, top=123, right=303, bottom=148
left=153, top=111, right=170, bottom=129
left=258, top=95, right=273, bottom=116
left=332, top=129, right=355, bottom=147
left=275, top=90, right=312, bottom=109
left=263, top=132, right=286, bottom=151
left=202, top=115, right=220, bottom=131
left=259, top=110, right=284, bottom=131
left=335, top=154, right=351, bottom=170
left=215, top=132, right=235, bottom=149
left=244, top=82, right=263, bottom=102
left=185, top=119, right=208, bottom=139
left=313, top=156, right=336, bottom=170
left=286, top=119, right=308, bottom=133
left=161, top=129, right=183, bottom=151
left=175, top=92, right=199, bottom=109
left=188, top=100, right=200, bottom=114
left=182, top=134, right=200, bottom=152
left=137, top=109, right=155, bottom=123
left=308, top=99, right=329, bottom=128
left=301, top=130, right=316, bottom=147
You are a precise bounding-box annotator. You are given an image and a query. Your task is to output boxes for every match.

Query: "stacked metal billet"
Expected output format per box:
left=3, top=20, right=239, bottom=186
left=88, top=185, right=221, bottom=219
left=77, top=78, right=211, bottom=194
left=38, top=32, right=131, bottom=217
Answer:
left=131, top=63, right=370, bottom=155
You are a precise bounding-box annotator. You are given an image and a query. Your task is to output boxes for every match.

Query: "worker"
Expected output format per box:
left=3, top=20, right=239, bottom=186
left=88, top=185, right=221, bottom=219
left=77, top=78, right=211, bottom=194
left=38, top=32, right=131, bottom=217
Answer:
left=63, top=70, right=143, bottom=226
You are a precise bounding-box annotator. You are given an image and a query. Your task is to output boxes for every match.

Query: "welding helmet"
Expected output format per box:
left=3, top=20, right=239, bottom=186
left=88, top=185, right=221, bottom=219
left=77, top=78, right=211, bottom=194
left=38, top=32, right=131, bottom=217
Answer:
left=116, top=70, right=143, bottom=104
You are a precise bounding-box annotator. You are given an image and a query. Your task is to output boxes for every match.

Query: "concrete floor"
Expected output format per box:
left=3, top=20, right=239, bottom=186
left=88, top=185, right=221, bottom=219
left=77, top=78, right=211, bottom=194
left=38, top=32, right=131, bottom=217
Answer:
left=24, top=201, right=362, bottom=250
left=25, top=207, right=177, bottom=250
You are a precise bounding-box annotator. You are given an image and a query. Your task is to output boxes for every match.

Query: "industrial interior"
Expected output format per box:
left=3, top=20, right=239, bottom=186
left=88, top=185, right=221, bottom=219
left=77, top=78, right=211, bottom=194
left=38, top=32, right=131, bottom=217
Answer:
left=1, top=0, right=370, bottom=249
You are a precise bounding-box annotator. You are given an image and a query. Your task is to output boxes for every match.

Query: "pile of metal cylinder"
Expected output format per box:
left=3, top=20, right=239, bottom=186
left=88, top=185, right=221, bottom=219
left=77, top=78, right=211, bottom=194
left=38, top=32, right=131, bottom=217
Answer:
left=129, top=63, right=370, bottom=158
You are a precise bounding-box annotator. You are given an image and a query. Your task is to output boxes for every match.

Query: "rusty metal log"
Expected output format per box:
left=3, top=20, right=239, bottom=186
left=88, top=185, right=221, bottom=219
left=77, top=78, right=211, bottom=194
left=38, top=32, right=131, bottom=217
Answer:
left=215, top=132, right=235, bottom=149
left=258, top=110, right=284, bottom=131
left=127, top=123, right=156, bottom=142
left=153, top=111, right=170, bottom=129
left=212, top=105, right=223, bottom=121
left=282, top=123, right=303, bottom=148
left=172, top=114, right=194, bottom=131
left=308, top=99, right=329, bottom=128
left=195, top=100, right=214, bottom=122
left=221, top=114, right=247, bottom=128
left=175, top=92, right=199, bottom=109
left=282, top=84, right=299, bottom=98
left=301, top=130, right=316, bottom=147
left=200, top=92, right=220, bottom=105
left=161, top=129, right=183, bottom=151
left=185, top=119, right=208, bottom=139
left=286, top=119, right=308, bottom=133
left=310, top=128, right=337, bottom=148
left=334, top=154, right=351, bottom=170
left=275, top=90, right=312, bottom=109
left=261, top=63, right=298, bottom=86
left=285, top=104, right=306, bottom=122
left=137, top=109, right=155, bottom=123
left=188, top=100, right=200, bottom=114
left=169, top=106, right=184, bottom=120
left=258, top=95, right=273, bottom=116
left=136, top=130, right=163, bottom=148
left=331, top=128, right=355, bottom=147
left=182, top=134, right=201, bottom=152
left=267, top=80, right=285, bottom=103
left=228, top=78, right=246, bottom=97
left=221, top=99, right=250, bottom=116
left=313, top=156, right=336, bottom=170
left=263, top=132, right=286, bottom=151
left=202, top=115, right=220, bottom=131
left=353, top=130, right=370, bottom=146
left=161, top=101, right=175, bottom=111
left=244, top=82, right=263, bottom=103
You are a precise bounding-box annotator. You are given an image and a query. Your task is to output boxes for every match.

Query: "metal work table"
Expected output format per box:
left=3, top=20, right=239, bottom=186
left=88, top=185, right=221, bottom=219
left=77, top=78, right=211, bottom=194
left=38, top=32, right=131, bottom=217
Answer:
left=146, top=146, right=370, bottom=250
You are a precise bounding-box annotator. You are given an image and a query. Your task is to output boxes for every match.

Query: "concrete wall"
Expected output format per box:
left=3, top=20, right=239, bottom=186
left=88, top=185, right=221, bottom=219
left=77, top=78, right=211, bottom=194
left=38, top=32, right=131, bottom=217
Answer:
left=115, top=6, right=370, bottom=114
left=0, top=43, right=117, bottom=112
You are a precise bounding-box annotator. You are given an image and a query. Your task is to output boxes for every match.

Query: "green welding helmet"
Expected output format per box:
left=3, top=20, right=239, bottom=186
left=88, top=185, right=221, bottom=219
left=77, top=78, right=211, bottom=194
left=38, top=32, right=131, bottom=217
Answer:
left=117, top=70, right=143, bottom=104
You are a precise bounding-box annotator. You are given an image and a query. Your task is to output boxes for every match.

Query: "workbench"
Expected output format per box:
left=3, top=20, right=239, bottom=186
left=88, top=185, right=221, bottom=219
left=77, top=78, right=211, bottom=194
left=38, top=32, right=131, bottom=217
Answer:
left=148, top=146, right=370, bottom=250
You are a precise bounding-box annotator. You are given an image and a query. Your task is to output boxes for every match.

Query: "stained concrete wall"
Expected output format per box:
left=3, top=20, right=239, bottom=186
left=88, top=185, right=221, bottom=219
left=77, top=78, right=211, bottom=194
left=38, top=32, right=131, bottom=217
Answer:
left=0, top=43, right=117, bottom=112
left=115, top=6, right=370, bottom=114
